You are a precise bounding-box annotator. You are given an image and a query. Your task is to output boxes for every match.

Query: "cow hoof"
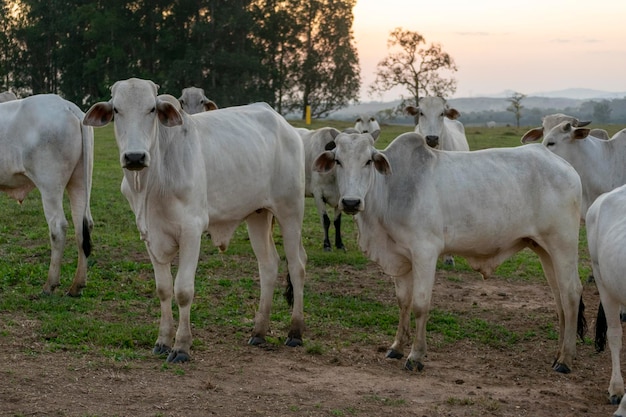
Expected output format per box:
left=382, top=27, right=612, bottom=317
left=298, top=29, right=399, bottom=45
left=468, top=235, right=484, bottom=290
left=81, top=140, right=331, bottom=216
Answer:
left=285, top=337, right=303, bottom=347
left=65, top=288, right=83, bottom=298
left=323, top=246, right=332, bottom=252
left=385, top=349, right=403, bottom=360
left=153, top=343, right=171, bottom=355
left=444, top=259, right=454, bottom=266
left=248, top=336, right=266, bottom=346
left=552, top=362, right=571, bottom=374
left=404, top=359, right=424, bottom=372
left=610, top=394, right=623, bottom=405
left=336, top=245, right=346, bottom=252
left=166, top=350, right=190, bottom=363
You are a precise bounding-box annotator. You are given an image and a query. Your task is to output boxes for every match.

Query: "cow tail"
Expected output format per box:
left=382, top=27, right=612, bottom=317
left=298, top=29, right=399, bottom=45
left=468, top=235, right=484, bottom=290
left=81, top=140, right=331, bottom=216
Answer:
left=577, top=294, right=587, bottom=340
left=283, top=272, right=294, bottom=308
left=80, top=116, right=93, bottom=258
left=595, top=302, right=608, bottom=352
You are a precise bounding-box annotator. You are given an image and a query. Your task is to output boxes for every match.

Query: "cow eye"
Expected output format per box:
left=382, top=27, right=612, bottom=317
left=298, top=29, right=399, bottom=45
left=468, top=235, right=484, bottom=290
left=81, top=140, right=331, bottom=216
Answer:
left=334, top=159, right=342, bottom=167
left=113, top=107, right=118, bottom=114
left=150, top=107, right=156, bottom=113
left=546, top=142, right=555, bottom=147
left=365, top=160, right=372, bottom=166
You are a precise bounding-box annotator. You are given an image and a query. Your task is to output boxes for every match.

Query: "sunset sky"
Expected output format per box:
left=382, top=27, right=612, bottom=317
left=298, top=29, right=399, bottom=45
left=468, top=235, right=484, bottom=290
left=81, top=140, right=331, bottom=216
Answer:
left=352, top=0, right=626, bottom=101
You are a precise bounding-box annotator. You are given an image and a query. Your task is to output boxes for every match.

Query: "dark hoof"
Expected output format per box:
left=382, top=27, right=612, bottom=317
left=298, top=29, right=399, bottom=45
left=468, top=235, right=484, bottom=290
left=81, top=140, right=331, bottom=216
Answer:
left=166, top=349, right=190, bottom=363
left=336, top=244, right=346, bottom=252
left=404, top=359, right=424, bottom=372
left=385, top=349, right=403, bottom=360
left=323, top=246, right=332, bottom=252
left=285, top=337, right=303, bottom=347
left=153, top=343, right=171, bottom=355
left=248, top=336, right=266, bottom=346
left=444, top=259, right=454, bottom=266
left=65, top=289, right=83, bottom=298
left=552, top=362, right=571, bottom=374
left=610, top=394, right=623, bottom=405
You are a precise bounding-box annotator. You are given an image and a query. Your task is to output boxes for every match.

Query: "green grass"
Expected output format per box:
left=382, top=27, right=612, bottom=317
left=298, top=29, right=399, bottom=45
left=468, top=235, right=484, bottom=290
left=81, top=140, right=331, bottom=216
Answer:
left=0, top=118, right=609, bottom=360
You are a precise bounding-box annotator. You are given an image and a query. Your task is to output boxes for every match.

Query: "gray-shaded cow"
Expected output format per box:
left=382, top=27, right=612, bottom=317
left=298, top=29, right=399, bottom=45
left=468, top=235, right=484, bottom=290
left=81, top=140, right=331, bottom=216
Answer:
left=0, top=91, right=17, bottom=102
left=314, top=130, right=586, bottom=373
left=354, top=115, right=380, bottom=134
left=178, top=86, right=218, bottom=114
left=84, top=78, right=307, bottom=363
left=522, top=119, right=626, bottom=217
left=587, top=184, right=626, bottom=416
left=0, top=94, right=94, bottom=295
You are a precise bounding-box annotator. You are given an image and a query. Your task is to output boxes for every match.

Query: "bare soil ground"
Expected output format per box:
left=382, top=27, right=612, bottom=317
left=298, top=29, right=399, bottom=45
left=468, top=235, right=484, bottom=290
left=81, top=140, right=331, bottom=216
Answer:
left=0, top=266, right=617, bottom=417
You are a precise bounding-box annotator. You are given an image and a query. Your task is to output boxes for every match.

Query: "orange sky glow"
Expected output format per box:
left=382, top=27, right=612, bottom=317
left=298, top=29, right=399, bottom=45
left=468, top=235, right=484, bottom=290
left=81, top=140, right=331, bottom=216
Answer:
left=352, top=0, right=626, bottom=101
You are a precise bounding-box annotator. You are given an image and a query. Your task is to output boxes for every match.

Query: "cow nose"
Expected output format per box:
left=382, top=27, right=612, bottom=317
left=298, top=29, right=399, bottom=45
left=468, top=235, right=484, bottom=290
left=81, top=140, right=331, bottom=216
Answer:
left=342, top=198, right=361, bottom=214
left=123, top=152, right=148, bottom=170
left=425, top=135, right=439, bottom=148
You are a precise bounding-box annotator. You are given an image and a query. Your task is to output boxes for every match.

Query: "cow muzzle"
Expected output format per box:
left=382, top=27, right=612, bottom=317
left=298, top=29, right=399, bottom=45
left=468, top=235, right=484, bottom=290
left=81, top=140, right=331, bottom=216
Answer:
left=425, top=135, right=439, bottom=148
left=123, top=152, right=149, bottom=171
left=341, top=198, right=362, bottom=215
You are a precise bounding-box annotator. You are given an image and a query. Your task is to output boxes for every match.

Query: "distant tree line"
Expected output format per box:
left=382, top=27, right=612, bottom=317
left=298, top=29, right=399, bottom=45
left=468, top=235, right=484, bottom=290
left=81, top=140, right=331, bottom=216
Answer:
left=0, top=0, right=360, bottom=117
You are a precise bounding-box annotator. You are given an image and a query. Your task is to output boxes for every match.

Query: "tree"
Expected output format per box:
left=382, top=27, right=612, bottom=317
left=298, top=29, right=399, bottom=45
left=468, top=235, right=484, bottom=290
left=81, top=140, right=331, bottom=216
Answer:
left=506, top=92, right=526, bottom=128
left=593, top=100, right=612, bottom=124
left=369, top=27, right=458, bottom=108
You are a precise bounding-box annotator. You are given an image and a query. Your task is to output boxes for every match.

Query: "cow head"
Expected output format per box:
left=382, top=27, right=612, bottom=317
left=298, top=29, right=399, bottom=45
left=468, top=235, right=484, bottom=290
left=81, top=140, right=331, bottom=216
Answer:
left=521, top=113, right=592, bottom=144
left=354, top=115, right=381, bottom=134
left=84, top=78, right=183, bottom=171
left=179, top=87, right=218, bottom=114
left=314, top=131, right=390, bottom=214
left=405, top=97, right=460, bottom=148
left=542, top=122, right=591, bottom=149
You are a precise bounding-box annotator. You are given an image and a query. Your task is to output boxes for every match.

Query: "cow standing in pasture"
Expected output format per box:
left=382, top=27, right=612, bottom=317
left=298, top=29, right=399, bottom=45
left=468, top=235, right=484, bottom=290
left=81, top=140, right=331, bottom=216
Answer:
left=522, top=118, right=626, bottom=217
left=298, top=126, right=380, bottom=251
left=587, top=184, right=626, bottom=416
left=405, top=96, right=470, bottom=267
left=354, top=115, right=380, bottom=134
left=314, top=130, right=586, bottom=373
left=0, top=91, right=17, bottom=102
left=84, top=78, right=307, bottom=363
left=0, top=94, right=94, bottom=295
left=178, top=86, right=218, bottom=114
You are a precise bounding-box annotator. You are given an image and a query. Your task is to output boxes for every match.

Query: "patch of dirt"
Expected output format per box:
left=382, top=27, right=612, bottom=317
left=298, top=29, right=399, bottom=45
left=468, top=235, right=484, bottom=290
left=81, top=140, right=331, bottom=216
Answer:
left=0, top=266, right=617, bottom=417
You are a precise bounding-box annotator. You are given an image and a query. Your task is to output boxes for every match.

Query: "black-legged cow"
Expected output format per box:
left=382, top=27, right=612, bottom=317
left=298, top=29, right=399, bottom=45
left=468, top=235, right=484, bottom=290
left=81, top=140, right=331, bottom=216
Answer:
left=314, top=130, right=585, bottom=373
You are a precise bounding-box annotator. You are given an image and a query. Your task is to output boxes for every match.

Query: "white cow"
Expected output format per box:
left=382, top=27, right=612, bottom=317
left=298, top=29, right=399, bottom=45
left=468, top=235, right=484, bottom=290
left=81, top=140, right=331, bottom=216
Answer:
left=405, top=97, right=469, bottom=151
left=522, top=113, right=610, bottom=143
left=354, top=115, right=380, bottom=133
left=0, top=91, right=17, bottom=102
left=522, top=119, right=626, bottom=217
left=0, top=94, right=94, bottom=295
left=587, top=184, right=626, bottom=416
left=84, top=78, right=307, bottom=363
left=405, top=96, right=470, bottom=267
left=178, top=86, right=218, bottom=114
left=299, top=126, right=380, bottom=251
left=314, top=130, right=585, bottom=373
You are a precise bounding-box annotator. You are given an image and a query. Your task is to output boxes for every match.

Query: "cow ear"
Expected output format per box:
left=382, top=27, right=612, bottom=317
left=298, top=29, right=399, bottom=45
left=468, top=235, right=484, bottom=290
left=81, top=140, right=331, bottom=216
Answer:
left=404, top=105, right=418, bottom=116
left=370, top=130, right=381, bottom=142
left=572, top=128, right=591, bottom=140
left=157, top=101, right=183, bottom=127
left=372, top=151, right=391, bottom=175
left=521, top=127, right=544, bottom=144
left=204, top=99, right=218, bottom=111
left=83, top=102, right=113, bottom=127
left=313, top=151, right=336, bottom=173
left=445, top=108, right=461, bottom=119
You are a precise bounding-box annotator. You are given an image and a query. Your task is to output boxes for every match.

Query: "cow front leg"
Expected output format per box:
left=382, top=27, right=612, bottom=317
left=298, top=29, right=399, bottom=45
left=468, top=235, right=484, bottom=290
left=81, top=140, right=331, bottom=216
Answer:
left=151, top=260, right=175, bottom=357
left=333, top=211, right=345, bottom=251
left=405, top=261, right=437, bottom=372
left=386, top=272, right=413, bottom=361
left=166, top=236, right=202, bottom=363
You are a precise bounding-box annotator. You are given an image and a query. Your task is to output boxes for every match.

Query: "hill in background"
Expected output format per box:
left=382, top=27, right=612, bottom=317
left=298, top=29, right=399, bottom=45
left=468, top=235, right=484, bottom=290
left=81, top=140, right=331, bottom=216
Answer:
left=327, top=88, right=626, bottom=126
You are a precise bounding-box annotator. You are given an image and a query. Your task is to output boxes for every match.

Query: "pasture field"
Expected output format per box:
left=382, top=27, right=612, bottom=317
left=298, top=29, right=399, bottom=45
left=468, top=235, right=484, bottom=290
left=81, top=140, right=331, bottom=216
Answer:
left=0, top=119, right=624, bottom=416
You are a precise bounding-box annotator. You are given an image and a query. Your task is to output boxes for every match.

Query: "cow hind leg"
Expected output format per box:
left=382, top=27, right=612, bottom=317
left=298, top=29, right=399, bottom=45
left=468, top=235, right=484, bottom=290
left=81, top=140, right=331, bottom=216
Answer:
left=272, top=210, right=307, bottom=347
left=65, top=183, right=93, bottom=296
left=533, top=244, right=582, bottom=373
left=39, top=192, right=69, bottom=295
left=246, top=211, right=281, bottom=346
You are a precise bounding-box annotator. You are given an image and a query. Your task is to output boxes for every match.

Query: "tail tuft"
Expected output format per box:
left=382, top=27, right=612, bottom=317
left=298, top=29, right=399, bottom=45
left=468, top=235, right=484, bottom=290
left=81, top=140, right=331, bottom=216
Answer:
left=577, top=295, right=588, bottom=340
left=283, top=273, right=294, bottom=307
left=82, top=218, right=92, bottom=257
left=595, top=302, right=608, bottom=352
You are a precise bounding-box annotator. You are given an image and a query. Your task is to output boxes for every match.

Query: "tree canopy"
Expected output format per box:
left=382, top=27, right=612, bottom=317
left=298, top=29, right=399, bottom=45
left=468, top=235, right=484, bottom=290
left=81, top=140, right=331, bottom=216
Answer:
left=0, top=0, right=360, bottom=117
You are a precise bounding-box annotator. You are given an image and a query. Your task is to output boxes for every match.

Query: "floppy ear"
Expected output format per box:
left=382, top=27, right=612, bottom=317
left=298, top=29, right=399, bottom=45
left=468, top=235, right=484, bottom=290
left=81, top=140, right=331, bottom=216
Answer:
left=572, top=127, right=591, bottom=141
left=313, top=151, right=336, bottom=173
left=156, top=100, right=183, bottom=127
left=372, top=151, right=391, bottom=175
left=445, top=108, right=461, bottom=119
left=521, top=127, right=544, bottom=144
left=370, top=130, right=381, bottom=141
left=83, top=101, right=114, bottom=127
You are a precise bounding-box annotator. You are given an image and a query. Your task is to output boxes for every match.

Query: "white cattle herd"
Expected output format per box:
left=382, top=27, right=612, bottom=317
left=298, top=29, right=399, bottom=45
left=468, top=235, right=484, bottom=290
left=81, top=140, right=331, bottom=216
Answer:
left=2, top=82, right=626, bottom=413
